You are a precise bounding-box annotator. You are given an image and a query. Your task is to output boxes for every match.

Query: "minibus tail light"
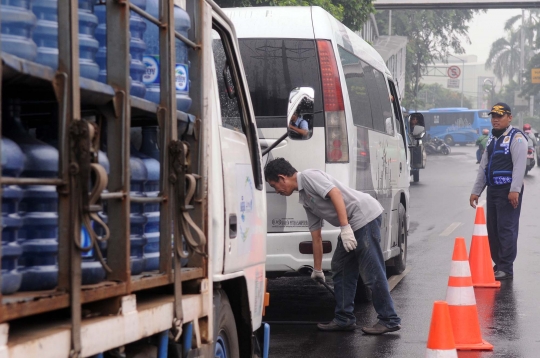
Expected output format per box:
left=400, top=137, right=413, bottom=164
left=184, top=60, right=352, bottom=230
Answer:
left=317, top=40, right=348, bottom=163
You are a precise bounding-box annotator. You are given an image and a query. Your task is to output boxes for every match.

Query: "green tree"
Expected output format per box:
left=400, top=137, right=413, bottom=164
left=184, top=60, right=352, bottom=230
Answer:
left=416, top=83, right=473, bottom=109
left=376, top=10, right=477, bottom=109
left=485, top=31, right=521, bottom=83
left=486, top=11, right=540, bottom=84
left=214, top=0, right=374, bottom=30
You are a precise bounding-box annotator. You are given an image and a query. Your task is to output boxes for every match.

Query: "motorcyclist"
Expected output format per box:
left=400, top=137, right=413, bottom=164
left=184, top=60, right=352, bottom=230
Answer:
left=475, top=129, right=490, bottom=164
left=523, top=123, right=537, bottom=146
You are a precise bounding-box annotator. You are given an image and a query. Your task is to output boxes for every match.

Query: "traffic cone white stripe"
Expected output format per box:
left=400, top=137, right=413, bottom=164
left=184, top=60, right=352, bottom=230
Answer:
left=473, top=224, right=488, bottom=236
left=446, top=286, right=476, bottom=306
left=426, top=349, right=458, bottom=358
left=449, top=261, right=471, bottom=277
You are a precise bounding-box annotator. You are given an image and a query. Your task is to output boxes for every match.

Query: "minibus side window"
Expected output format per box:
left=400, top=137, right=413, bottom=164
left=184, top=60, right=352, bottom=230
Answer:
left=372, top=69, right=394, bottom=136
left=337, top=46, right=373, bottom=129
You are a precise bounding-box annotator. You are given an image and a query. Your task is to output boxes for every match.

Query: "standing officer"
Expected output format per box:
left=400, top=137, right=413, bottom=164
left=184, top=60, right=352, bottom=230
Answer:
left=470, top=103, right=527, bottom=280
left=264, top=158, right=401, bottom=334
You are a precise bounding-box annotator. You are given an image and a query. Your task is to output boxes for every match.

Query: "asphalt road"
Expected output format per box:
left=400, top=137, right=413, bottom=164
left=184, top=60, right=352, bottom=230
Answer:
left=265, top=145, right=540, bottom=357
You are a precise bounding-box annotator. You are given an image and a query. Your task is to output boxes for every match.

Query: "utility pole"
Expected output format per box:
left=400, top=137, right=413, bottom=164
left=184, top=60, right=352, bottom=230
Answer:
left=389, top=10, right=392, bottom=36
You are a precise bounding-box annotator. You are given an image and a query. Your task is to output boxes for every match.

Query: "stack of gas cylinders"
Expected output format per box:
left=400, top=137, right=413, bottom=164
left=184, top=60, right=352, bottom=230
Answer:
left=0, top=0, right=191, bottom=294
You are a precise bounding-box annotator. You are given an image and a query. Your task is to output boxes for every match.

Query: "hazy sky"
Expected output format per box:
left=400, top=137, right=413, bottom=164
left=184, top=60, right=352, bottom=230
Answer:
left=462, top=9, right=522, bottom=63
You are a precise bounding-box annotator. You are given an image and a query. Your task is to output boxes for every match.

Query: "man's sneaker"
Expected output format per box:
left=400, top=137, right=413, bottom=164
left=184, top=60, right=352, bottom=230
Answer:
left=494, top=271, right=513, bottom=280
left=317, top=321, right=356, bottom=332
left=361, top=322, right=401, bottom=335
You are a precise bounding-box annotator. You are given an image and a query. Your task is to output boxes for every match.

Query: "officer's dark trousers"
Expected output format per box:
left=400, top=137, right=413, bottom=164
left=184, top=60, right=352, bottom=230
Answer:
left=486, top=185, right=523, bottom=275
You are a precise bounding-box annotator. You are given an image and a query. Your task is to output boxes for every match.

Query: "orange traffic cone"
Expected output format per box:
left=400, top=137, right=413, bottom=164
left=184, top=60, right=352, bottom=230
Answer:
left=426, top=301, right=458, bottom=358
left=469, top=206, right=501, bottom=288
left=446, top=237, right=493, bottom=351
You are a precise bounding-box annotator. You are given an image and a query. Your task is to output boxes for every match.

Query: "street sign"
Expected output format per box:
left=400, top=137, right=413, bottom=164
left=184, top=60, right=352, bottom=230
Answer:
left=532, top=68, right=540, bottom=84
left=447, top=66, right=461, bottom=79
left=447, top=78, right=460, bottom=88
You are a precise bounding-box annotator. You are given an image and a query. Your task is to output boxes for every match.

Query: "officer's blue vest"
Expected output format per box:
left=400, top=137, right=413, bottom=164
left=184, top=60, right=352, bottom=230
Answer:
left=484, top=127, right=524, bottom=186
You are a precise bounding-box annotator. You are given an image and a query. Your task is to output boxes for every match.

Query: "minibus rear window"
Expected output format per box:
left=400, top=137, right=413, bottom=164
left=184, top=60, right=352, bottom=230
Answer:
left=238, top=39, right=323, bottom=125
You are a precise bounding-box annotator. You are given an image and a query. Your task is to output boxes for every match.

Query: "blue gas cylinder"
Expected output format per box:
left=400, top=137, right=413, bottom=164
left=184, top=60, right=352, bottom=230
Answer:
left=133, top=137, right=160, bottom=272
left=2, top=105, right=59, bottom=292
left=1, top=138, right=25, bottom=294
left=94, top=0, right=147, bottom=97
left=0, top=0, right=38, bottom=61
left=31, top=0, right=100, bottom=80
left=142, top=1, right=191, bottom=111
left=130, top=148, right=148, bottom=275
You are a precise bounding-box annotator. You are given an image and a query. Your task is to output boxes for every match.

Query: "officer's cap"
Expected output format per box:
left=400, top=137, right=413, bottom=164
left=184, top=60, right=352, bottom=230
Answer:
left=488, top=102, right=511, bottom=116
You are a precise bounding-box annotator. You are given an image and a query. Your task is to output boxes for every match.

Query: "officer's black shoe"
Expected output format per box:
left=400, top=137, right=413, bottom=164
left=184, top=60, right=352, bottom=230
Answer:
left=317, top=321, right=356, bottom=332
left=494, top=270, right=513, bottom=280
left=361, top=322, right=401, bottom=335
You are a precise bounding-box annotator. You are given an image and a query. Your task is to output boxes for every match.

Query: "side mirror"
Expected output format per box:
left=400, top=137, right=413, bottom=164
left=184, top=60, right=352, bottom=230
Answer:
left=412, top=125, right=425, bottom=139
left=286, top=87, right=314, bottom=140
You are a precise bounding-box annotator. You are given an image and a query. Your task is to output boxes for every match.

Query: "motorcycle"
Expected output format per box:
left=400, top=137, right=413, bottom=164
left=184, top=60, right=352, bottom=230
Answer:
left=425, top=136, right=450, bottom=155
left=525, top=145, right=535, bottom=175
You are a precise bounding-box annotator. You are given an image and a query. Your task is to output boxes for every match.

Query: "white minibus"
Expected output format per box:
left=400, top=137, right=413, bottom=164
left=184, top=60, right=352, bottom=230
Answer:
left=224, top=6, right=422, bottom=293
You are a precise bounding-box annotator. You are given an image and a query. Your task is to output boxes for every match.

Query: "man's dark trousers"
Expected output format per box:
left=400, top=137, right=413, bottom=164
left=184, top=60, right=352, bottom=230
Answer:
left=486, top=185, right=524, bottom=275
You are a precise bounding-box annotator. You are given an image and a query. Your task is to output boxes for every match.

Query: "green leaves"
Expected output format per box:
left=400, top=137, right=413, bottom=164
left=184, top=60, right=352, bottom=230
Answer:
left=376, top=9, right=476, bottom=109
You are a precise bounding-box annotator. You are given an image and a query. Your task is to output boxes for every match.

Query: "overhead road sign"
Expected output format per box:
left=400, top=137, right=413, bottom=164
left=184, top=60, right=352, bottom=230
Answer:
left=532, top=69, right=540, bottom=84
left=374, top=0, right=540, bottom=10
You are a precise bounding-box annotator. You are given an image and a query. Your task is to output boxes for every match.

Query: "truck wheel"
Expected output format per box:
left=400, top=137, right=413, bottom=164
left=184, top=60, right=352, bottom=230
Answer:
left=444, top=135, right=455, bottom=146
left=355, top=275, right=372, bottom=303
left=214, top=290, right=240, bottom=358
left=388, top=203, right=407, bottom=275
left=413, top=170, right=419, bottom=182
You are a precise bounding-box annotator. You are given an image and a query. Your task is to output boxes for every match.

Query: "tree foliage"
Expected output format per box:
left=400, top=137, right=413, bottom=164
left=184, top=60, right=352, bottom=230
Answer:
left=376, top=10, right=476, bottom=109
left=214, top=0, right=375, bottom=30
left=485, top=12, right=539, bottom=84
left=416, top=83, right=473, bottom=110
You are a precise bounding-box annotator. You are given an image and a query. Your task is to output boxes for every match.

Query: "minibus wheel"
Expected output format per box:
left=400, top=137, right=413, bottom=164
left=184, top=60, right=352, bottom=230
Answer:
left=388, top=204, right=407, bottom=275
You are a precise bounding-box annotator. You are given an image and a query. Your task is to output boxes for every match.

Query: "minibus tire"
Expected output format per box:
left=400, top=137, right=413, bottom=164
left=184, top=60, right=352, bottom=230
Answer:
left=214, top=290, right=240, bottom=358
left=388, top=204, right=407, bottom=275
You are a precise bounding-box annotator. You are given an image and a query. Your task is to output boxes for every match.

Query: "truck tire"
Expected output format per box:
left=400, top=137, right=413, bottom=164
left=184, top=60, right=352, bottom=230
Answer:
left=355, top=275, right=372, bottom=303
left=444, top=135, right=455, bottom=146
left=388, top=203, right=407, bottom=275
left=412, top=170, right=419, bottom=182
left=214, top=290, right=240, bottom=358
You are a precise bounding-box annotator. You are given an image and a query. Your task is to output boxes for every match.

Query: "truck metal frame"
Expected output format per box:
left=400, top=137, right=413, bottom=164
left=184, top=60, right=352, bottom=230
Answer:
left=0, top=1, right=267, bottom=357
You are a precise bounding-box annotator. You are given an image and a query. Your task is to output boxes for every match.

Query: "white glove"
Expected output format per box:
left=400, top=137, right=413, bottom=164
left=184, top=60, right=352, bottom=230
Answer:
left=340, top=224, right=357, bottom=252
left=311, top=269, right=325, bottom=283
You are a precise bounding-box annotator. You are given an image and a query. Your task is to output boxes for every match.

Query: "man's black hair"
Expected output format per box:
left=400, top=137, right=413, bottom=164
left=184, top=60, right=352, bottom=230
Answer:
left=264, top=158, right=297, bottom=182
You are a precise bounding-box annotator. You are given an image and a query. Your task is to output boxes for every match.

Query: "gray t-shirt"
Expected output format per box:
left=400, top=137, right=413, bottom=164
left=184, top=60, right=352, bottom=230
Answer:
left=298, top=169, right=383, bottom=232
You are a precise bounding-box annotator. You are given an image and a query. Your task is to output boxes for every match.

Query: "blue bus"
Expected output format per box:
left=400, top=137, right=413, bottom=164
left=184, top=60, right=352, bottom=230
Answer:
left=417, top=108, right=492, bottom=146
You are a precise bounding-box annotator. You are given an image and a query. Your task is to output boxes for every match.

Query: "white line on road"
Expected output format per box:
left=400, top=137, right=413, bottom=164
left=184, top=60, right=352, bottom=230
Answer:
left=389, top=266, right=412, bottom=291
left=439, top=222, right=462, bottom=236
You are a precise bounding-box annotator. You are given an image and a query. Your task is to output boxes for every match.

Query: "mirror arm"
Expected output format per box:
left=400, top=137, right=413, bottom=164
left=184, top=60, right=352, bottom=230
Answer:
left=262, top=132, right=288, bottom=156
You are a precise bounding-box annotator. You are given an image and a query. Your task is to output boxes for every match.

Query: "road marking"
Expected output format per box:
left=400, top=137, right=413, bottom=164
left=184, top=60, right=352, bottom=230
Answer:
left=439, top=222, right=462, bottom=236
left=388, top=266, right=412, bottom=291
